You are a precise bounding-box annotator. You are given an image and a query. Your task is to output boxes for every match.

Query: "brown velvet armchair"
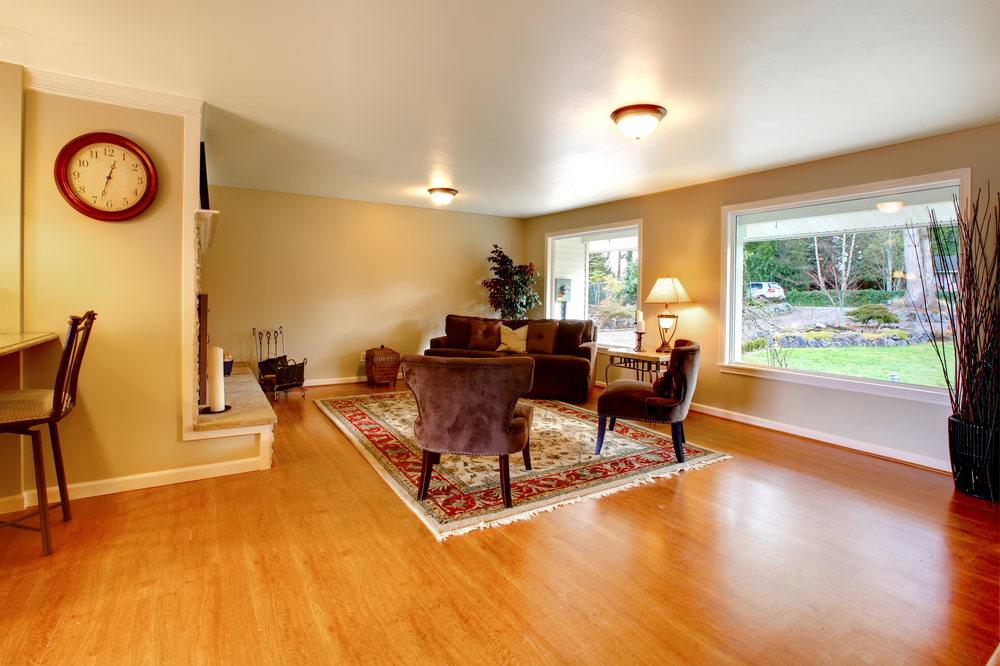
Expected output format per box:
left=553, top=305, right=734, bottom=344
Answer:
left=400, top=354, right=534, bottom=509
left=594, top=339, right=701, bottom=462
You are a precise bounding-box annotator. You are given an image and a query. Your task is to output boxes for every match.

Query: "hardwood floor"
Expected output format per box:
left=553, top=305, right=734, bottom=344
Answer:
left=1, top=383, right=997, bottom=665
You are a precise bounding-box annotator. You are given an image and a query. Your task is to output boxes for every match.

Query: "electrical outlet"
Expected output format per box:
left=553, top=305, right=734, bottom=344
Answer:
left=360, top=353, right=366, bottom=363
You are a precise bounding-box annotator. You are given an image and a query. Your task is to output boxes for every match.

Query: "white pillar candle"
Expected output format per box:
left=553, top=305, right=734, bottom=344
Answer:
left=636, top=310, right=644, bottom=324
left=208, top=346, right=226, bottom=412
left=637, top=320, right=646, bottom=333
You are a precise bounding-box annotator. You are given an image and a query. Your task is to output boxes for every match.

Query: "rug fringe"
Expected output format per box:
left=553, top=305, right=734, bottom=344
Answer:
left=435, top=453, right=732, bottom=541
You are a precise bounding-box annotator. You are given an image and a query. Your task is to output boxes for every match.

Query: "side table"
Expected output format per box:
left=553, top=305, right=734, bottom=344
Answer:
left=604, top=348, right=671, bottom=384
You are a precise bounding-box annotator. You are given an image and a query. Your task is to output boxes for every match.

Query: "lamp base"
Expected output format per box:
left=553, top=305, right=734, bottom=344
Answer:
left=655, top=342, right=673, bottom=353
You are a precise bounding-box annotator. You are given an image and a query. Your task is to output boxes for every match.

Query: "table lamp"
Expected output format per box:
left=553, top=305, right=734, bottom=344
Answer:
left=644, top=277, right=691, bottom=352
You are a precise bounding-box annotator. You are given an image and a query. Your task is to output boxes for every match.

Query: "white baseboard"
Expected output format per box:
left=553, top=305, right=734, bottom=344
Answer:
left=22, top=457, right=262, bottom=508
left=0, top=493, right=24, bottom=514
left=689, top=402, right=951, bottom=473
left=305, top=376, right=366, bottom=386
left=305, top=372, right=403, bottom=388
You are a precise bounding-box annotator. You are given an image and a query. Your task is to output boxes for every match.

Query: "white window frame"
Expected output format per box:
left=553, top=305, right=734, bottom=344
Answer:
left=718, top=169, right=970, bottom=406
left=545, top=219, right=642, bottom=351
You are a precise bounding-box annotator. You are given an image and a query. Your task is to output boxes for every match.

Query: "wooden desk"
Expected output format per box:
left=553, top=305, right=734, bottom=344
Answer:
left=0, top=332, right=58, bottom=357
left=605, top=347, right=670, bottom=384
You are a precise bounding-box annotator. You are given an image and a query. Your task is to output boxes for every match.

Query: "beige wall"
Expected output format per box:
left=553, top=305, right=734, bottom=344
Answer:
left=0, top=63, right=23, bottom=498
left=524, top=123, right=1000, bottom=467
left=201, top=187, right=524, bottom=381
left=18, top=90, right=256, bottom=491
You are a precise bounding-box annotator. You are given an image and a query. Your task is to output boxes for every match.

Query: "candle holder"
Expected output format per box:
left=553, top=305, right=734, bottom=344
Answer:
left=634, top=332, right=645, bottom=353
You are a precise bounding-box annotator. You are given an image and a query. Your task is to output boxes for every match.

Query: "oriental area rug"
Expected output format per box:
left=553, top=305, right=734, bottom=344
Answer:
left=315, top=392, right=730, bottom=540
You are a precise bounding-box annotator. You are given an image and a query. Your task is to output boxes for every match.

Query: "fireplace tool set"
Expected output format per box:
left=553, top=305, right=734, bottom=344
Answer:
left=253, top=326, right=307, bottom=400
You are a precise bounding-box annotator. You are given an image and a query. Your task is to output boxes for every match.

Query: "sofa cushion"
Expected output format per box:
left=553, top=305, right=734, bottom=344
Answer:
left=554, top=320, right=588, bottom=356
left=445, top=315, right=472, bottom=349
left=526, top=321, right=558, bottom=354
left=468, top=319, right=502, bottom=351
left=529, top=353, right=592, bottom=378
left=497, top=325, right=528, bottom=353
left=424, top=348, right=506, bottom=359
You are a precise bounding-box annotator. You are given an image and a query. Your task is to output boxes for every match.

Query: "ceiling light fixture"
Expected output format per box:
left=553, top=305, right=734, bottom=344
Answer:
left=611, top=104, right=667, bottom=140
left=428, top=188, right=458, bottom=205
left=876, top=201, right=904, bottom=214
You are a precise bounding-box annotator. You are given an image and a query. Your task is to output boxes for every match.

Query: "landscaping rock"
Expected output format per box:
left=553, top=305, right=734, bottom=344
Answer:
left=819, top=339, right=831, bottom=348
left=874, top=337, right=888, bottom=347
left=792, top=336, right=808, bottom=348
left=807, top=339, right=820, bottom=347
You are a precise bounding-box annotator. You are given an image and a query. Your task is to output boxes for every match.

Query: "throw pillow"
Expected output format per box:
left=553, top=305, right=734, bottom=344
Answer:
left=496, top=325, right=529, bottom=353
left=526, top=321, right=559, bottom=355
left=653, top=372, right=683, bottom=400
left=468, top=319, right=502, bottom=351
left=554, top=320, right=586, bottom=355
left=445, top=315, right=472, bottom=349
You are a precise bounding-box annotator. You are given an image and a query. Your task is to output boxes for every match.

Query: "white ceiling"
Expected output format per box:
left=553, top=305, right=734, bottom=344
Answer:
left=3, top=1, right=999, bottom=218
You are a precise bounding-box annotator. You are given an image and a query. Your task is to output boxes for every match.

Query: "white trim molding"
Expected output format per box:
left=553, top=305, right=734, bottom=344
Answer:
left=689, top=401, right=951, bottom=473
left=24, top=69, right=203, bottom=116
left=304, top=372, right=402, bottom=387
left=0, top=493, right=24, bottom=515
left=718, top=168, right=971, bottom=402
left=23, top=457, right=263, bottom=509
left=718, top=362, right=951, bottom=406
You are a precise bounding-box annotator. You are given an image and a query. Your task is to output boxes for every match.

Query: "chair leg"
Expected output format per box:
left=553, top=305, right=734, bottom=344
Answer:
left=522, top=440, right=532, bottom=471
left=499, top=455, right=512, bottom=509
left=30, top=430, right=53, bottom=556
left=48, top=422, right=72, bottom=521
left=417, top=449, right=435, bottom=501
left=595, top=415, right=607, bottom=455
left=671, top=421, right=686, bottom=463
left=609, top=417, right=617, bottom=432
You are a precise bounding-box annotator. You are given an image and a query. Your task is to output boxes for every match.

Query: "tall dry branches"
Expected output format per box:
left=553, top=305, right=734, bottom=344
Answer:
left=918, top=189, right=999, bottom=427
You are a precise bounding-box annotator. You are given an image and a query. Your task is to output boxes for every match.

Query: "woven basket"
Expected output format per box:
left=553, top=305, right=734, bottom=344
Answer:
left=365, top=345, right=400, bottom=387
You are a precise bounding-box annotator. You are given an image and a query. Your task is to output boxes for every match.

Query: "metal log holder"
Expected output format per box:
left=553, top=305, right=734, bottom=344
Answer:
left=253, top=326, right=308, bottom=401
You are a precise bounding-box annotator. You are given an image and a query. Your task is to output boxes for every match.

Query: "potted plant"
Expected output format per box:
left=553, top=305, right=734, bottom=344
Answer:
left=481, top=245, right=542, bottom=319
left=917, top=189, right=998, bottom=501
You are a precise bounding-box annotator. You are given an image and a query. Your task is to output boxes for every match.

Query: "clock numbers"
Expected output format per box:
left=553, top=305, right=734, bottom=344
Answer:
left=78, top=159, right=89, bottom=167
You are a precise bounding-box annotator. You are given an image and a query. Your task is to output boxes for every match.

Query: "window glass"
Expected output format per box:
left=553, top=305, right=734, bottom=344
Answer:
left=548, top=226, right=639, bottom=348
left=730, top=184, right=959, bottom=388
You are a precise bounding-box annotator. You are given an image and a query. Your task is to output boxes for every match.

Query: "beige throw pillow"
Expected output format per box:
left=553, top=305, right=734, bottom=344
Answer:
left=496, top=325, right=528, bottom=353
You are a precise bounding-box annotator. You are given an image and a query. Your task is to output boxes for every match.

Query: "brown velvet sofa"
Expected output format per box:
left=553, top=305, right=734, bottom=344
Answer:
left=424, top=315, right=597, bottom=403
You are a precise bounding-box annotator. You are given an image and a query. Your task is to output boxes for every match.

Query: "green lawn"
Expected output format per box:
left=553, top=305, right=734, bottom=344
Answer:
left=743, top=342, right=955, bottom=387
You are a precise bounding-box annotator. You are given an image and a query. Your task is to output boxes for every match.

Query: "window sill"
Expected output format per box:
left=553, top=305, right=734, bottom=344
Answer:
left=718, top=362, right=951, bottom=407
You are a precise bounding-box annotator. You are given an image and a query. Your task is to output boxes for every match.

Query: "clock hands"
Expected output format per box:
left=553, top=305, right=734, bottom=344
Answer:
left=100, top=161, right=117, bottom=200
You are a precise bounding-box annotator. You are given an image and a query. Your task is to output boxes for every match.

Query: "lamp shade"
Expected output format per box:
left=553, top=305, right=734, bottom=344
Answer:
left=644, top=277, right=691, bottom=304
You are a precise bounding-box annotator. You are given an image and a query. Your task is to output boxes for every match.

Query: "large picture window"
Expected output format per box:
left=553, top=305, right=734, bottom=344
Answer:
left=720, top=171, right=969, bottom=402
left=546, top=222, right=640, bottom=348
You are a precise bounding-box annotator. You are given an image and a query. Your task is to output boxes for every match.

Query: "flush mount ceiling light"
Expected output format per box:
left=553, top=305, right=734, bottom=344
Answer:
left=428, top=188, right=458, bottom=205
left=611, top=104, right=667, bottom=140
left=876, top=201, right=904, bottom=214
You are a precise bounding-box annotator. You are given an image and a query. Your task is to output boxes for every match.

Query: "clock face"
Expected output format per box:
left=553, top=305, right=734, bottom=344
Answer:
left=54, top=133, right=158, bottom=221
